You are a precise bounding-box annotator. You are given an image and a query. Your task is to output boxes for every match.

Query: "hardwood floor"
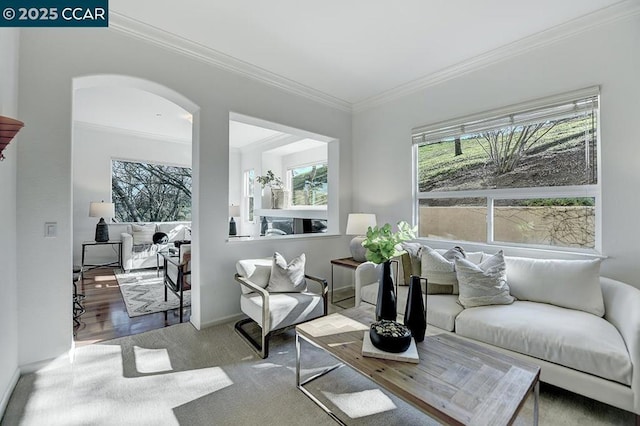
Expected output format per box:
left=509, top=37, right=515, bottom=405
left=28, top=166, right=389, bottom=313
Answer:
left=73, top=268, right=190, bottom=347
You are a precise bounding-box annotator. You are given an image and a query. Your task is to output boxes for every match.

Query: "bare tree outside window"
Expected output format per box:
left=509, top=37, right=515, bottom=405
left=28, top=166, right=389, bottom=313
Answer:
left=112, top=160, right=192, bottom=222
left=290, top=163, right=328, bottom=206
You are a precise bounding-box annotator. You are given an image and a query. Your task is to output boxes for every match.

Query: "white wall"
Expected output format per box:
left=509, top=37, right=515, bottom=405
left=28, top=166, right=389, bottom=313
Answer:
left=17, top=28, right=352, bottom=366
left=72, top=123, right=192, bottom=265
left=353, top=15, right=640, bottom=287
left=0, top=28, right=20, bottom=415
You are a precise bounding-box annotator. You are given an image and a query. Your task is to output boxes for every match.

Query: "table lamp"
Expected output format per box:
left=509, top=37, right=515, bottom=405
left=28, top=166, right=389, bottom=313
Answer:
left=346, top=213, right=377, bottom=262
left=229, top=204, right=241, bottom=236
left=89, top=201, right=115, bottom=242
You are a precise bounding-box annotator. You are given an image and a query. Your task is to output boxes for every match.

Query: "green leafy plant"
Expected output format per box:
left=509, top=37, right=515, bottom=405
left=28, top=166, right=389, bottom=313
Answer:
left=362, top=221, right=417, bottom=264
left=256, top=170, right=283, bottom=189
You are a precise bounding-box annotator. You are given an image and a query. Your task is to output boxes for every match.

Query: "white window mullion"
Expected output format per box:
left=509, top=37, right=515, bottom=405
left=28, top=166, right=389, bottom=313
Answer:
left=487, top=197, right=494, bottom=244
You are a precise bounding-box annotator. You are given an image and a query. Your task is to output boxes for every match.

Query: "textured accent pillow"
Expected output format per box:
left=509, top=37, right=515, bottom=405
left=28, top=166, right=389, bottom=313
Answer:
left=505, top=256, right=604, bottom=316
left=267, top=252, right=307, bottom=292
left=421, top=246, right=466, bottom=294
left=236, top=258, right=272, bottom=294
left=132, top=224, right=156, bottom=245
left=455, top=251, right=514, bottom=308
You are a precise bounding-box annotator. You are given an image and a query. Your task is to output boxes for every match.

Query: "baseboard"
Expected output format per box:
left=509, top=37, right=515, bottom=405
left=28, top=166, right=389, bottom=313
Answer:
left=0, top=368, right=20, bottom=419
left=199, top=312, right=245, bottom=329
left=18, top=356, right=61, bottom=374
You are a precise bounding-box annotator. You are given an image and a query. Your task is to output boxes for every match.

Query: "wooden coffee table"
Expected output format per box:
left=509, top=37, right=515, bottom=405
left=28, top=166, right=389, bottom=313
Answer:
left=296, top=306, right=540, bottom=425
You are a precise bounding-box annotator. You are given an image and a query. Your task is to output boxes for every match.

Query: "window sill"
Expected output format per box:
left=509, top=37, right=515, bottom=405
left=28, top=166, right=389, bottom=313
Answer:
left=226, top=232, right=341, bottom=243
left=255, top=208, right=328, bottom=219
left=414, top=237, right=606, bottom=260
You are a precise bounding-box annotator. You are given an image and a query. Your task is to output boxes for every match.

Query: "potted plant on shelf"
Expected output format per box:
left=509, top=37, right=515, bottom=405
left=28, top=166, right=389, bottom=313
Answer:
left=256, top=170, right=287, bottom=209
left=361, top=221, right=416, bottom=321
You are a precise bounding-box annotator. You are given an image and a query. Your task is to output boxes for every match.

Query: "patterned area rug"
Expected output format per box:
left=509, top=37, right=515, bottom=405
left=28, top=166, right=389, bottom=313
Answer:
left=115, top=269, right=191, bottom=317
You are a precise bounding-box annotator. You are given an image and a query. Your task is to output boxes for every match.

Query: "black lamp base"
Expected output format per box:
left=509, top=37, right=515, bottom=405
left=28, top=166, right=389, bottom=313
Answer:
left=95, top=218, right=109, bottom=242
left=229, top=217, right=237, bottom=236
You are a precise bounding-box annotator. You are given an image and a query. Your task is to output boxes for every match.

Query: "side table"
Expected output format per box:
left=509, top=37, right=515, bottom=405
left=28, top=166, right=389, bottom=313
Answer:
left=81, top=240, right=123, bottom=279
left=330, top=257, right=364, bottom=308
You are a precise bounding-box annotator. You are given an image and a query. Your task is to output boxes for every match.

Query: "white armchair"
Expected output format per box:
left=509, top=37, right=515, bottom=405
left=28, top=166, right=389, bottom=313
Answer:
left=234, top=258, right=328, bottom=358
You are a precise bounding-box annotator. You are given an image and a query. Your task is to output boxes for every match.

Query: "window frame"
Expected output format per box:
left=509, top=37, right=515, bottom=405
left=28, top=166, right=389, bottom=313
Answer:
left=111, top=157, right=193, bottom=223
left=243, top=168, right=255, bottom=223
left=412, top=87, right=602, bottom=253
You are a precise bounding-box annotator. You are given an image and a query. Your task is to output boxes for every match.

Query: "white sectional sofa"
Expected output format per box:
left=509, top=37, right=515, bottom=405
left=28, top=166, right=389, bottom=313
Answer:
left=108, top=221, right=191, bottom=271
left=355, top=251, right=640, bottom=418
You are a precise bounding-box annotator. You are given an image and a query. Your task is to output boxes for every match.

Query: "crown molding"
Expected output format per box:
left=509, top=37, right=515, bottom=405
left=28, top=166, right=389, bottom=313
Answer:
left=108, top=2, right=640, bottom=116
left=74, top=120, right=192, bottom=145
left=352, top=0, right=640, bottom=113
left=108, top=11, right=352, bottom=113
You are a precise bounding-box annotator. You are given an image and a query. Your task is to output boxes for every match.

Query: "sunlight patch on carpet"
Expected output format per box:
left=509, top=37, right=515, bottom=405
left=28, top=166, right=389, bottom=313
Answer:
left=252, top=362, right=282, bottom=370
left=134, top=346, right=173, bottom=373
left=322, top=389, right=396, bottom=419
left=22, top=343, right=234, bottom=426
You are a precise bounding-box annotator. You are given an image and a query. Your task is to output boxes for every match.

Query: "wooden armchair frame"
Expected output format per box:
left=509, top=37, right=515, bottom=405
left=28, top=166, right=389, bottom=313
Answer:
left=163, top=253, right=191, bottom=323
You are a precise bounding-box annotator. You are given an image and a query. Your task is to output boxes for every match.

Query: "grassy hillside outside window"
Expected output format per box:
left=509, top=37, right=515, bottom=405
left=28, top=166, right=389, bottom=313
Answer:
left=413, top=89, right=599, bottom=250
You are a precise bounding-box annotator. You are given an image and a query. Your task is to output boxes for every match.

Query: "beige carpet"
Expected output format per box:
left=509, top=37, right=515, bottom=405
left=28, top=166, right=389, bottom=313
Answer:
left=1, top=321, right=635, bottom=425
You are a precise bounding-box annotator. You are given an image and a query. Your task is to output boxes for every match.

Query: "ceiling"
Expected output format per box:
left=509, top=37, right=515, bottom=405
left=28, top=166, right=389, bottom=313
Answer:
left=74, top=86, right=192, bottom=142
left=109, top=0, right=626, bottom=105
left=75, top=1, right=632, bottom=141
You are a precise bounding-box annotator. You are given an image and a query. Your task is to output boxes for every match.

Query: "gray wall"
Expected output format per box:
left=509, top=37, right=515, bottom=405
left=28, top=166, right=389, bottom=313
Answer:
left=352, top=15, right=640, bottom=287
left=0, top=28, right=20, bottom=414
left=17, top=28, right=352, bottom=366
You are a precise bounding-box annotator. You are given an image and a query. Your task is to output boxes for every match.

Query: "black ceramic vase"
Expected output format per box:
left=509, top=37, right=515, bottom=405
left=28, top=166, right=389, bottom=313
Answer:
left=376, top=260, right=397, bottom=321
left=404, top=275, right=427, bottom=342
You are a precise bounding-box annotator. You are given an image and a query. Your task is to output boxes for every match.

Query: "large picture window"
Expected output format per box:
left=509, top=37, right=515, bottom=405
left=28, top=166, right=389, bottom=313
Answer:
left=413, top=88, right=599, bottom=250
left=112, top=159, right=192, bottom=222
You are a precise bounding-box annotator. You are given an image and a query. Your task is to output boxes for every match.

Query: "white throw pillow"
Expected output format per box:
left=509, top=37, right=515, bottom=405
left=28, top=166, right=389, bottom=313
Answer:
left=131, top=223, right=156, bottom=245
left=455, top=251, right=514, bottom=308
left=267, top=252, right=307, bottom=293
left=421, top=247, right=485, bottom=295
left=505, top=256, right=604, bottom=317
left=236, top=258, right=272, bottom=294
left=422, top=246, right=461, bottom=294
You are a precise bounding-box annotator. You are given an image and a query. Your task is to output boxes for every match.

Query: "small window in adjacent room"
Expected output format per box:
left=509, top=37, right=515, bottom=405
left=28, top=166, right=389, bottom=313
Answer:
left=413, top=88, right=600, bottom=251
left=243, top=169, right=255, bottom=223
left=287, top=162, right=328, bottom=207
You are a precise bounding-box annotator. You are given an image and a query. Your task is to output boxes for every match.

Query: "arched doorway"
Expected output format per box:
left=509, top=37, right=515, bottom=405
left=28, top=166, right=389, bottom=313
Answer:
left=71, top=75, right=200, bottom=344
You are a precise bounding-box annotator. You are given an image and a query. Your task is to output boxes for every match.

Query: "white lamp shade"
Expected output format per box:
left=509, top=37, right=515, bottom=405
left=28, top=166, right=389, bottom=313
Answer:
left=346, top=213, right=377, bottom=235
left=89, top=201, right=115, bottom=218
left=229, top=205, right=241, bottom=217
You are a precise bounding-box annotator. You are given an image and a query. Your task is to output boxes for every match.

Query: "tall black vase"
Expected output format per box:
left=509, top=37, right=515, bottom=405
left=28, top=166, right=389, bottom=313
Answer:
left=375, top=261, right=397, bottom=321
left=404, top=275, right=427, bottom=342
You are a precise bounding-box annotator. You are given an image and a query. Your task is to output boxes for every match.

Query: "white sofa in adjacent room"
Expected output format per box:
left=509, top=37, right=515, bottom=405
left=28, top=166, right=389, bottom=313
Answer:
left=355, top=249, right=640, bottom=419
left=108, top=221, right=191, bottom=271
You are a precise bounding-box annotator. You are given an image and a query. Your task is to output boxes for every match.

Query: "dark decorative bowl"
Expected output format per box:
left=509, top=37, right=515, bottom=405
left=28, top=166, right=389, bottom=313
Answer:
left=369, top=320, right=412, bottom=353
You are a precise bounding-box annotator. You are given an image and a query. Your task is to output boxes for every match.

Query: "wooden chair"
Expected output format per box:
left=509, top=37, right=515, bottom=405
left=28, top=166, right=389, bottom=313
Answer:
left=163, top=244, right=191, bottom=322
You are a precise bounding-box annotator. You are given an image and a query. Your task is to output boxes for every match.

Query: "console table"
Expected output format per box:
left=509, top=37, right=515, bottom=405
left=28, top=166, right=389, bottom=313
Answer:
left=81, top=240, right=123, bottom=279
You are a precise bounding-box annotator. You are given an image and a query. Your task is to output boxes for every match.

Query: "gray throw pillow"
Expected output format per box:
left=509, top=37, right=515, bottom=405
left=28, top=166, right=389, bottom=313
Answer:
left=267, top=252, right=307, bottom=292
left=455, top=250, right=514, bottom=308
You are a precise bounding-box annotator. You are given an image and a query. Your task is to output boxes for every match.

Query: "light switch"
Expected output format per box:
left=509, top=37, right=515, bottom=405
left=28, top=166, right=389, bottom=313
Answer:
left=45, top=222, right=57, bottom=238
